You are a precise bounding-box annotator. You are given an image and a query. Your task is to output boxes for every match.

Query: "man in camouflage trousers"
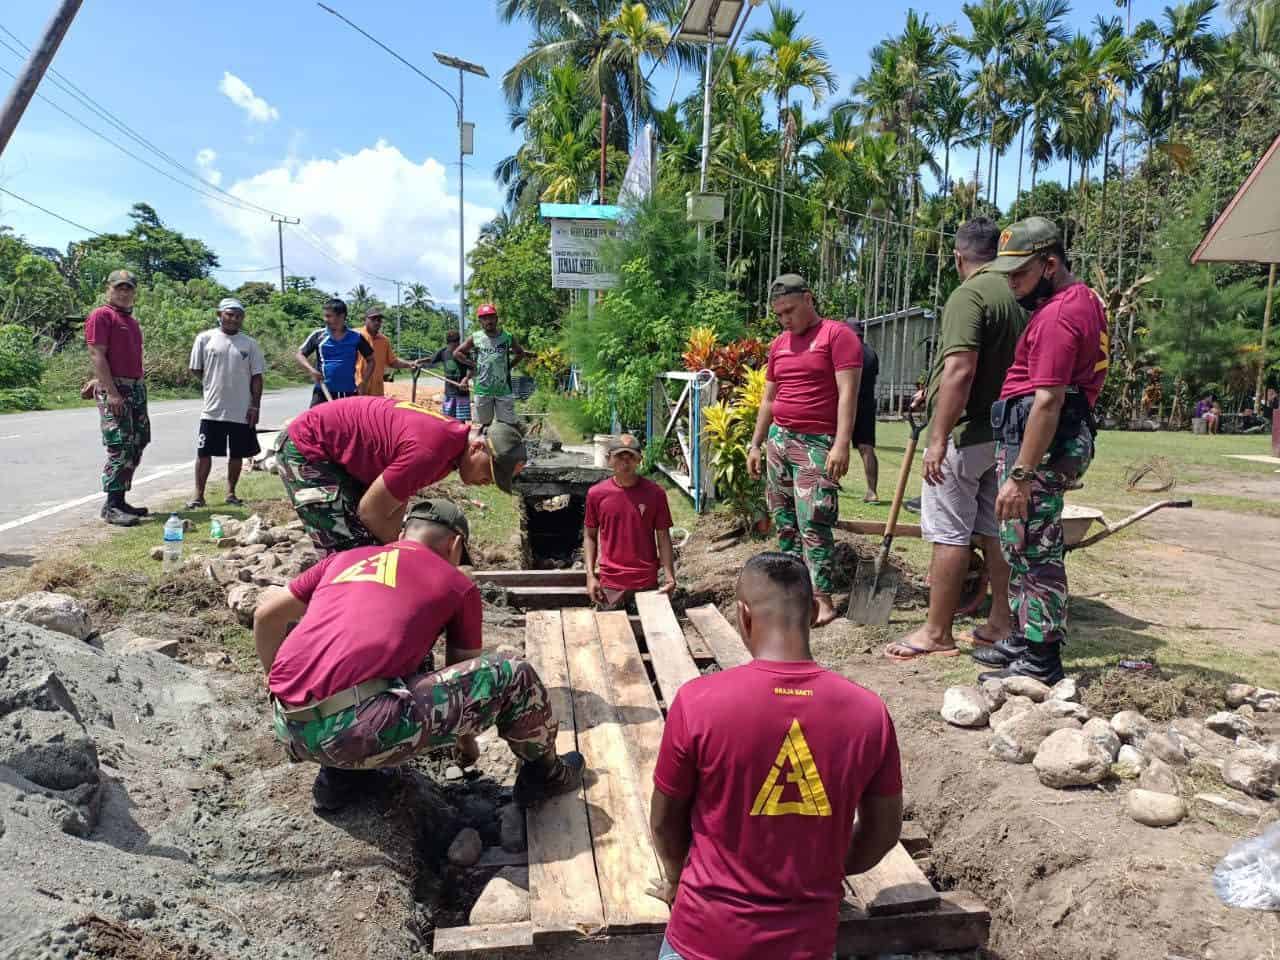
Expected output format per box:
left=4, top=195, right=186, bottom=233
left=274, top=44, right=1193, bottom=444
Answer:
left=974, top=218, right=1109, bottom=684
left=85, top=270, right=152, bottom=527
left=253, top=499, right=583, bottom=813
left=747, top=274, right=862, bottom=626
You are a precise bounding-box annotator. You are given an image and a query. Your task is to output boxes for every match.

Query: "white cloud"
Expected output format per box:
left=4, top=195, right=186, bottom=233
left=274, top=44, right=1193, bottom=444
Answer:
left=214, top=139, right=496, bottom=301
left=218, top=72, right=280, bottom=123
left=195, top=148, right=222, bottom=186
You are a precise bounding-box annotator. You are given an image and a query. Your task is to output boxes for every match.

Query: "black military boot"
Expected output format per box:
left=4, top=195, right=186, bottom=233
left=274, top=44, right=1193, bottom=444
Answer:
left=101, top=492, right=140, bottom=527
left=513, top=752, right=586, bottom=810
left=970, top=634, right=1027, bottom=667
left=312, top=766, right=388, bottom=813
left=119, top=498, right=149, bottom=517
left=978, top=641, right=1065, bottom=686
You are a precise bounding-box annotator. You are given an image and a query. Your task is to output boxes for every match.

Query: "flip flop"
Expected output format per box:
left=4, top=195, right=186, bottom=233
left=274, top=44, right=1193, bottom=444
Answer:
left=225, top=495, right=244, bottom=506
left=884, top=641, right=961, bottom=662
left=963, top=627, right=1007, bottom=648
left=185, top=498, right=207, bottom=509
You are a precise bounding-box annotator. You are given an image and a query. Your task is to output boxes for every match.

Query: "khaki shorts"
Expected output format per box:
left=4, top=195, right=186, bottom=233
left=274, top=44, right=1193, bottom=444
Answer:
left=920, top=439, right=998, bottom=546
left=472, top=395, right=518, bottom=425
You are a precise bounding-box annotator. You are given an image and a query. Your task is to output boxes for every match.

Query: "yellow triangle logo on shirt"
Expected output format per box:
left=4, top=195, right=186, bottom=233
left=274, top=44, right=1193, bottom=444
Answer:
left=331, top=548, right=400, bottom=588
left=749, top=718, right=832, bottom=817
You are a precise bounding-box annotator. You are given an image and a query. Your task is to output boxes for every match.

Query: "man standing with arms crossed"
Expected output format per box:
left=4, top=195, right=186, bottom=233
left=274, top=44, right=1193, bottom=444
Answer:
left=296, top=298, right=375, bottom=406
left=583, top=434, right=677, bottom=611
left=973, top=218, right=1109, bottom=684
left=747, top=274, right=861, bottom=626
left=187, top=298, right=266, bottom=508
left=887, top=219, right=1024, bottom=661
left=86, top=269, right=151, bottom=528
left=454, top=303, right=526, bottom=426
left=356, top=308, right=417, bottom=397
left=648, top=552, right=903, bottom=960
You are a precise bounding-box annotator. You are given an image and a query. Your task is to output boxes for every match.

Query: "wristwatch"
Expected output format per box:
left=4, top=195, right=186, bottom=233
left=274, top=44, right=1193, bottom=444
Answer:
left=1009, top=465, right=1033, bottom=483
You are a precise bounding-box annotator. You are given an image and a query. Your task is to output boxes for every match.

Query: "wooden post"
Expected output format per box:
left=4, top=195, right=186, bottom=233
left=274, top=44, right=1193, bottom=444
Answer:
left=1255, top=262, right=1275, bottom=411
left=599, top=96, right=608, bottom=204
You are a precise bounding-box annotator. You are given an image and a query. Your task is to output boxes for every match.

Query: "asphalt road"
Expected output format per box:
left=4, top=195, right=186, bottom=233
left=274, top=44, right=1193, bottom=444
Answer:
left=0, top=387, right=312, bottom=561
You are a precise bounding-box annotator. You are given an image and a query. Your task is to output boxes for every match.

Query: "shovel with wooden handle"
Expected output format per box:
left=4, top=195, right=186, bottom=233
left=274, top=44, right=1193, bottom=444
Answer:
left=847, top=412, right=926, bottom=625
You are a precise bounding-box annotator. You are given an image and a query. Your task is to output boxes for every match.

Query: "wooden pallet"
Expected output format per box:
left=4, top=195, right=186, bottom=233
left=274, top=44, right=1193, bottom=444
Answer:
left=434, top=595, right=989, bottom=958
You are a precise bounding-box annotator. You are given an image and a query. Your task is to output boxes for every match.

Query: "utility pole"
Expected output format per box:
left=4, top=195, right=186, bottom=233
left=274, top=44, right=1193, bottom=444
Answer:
left=271, top=215, right=301, bottom=292
left=0, top=0, right=85, bottom=159
left=394, top=280, right=403, bottom=353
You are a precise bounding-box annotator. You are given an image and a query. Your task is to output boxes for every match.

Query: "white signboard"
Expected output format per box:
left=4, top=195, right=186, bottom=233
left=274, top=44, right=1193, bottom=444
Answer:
left=549, top=218, right=623, bottom=290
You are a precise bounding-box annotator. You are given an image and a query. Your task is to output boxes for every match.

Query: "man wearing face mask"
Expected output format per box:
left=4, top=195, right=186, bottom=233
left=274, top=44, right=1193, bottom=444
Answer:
left=973, top=218, right=1109, bottom=684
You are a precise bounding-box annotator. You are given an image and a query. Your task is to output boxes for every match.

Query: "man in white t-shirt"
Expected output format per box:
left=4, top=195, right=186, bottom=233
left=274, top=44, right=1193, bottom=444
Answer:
left=188, top=298, right=267, bottom=507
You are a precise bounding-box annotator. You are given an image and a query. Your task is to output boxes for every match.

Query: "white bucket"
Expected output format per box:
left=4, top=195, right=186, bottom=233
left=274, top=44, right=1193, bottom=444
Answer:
left=593, top=434, right=616, bottom=468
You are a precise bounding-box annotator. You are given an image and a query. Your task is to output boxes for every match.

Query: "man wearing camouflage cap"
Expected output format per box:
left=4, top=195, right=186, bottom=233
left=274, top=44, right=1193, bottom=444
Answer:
left=973, top=217, right=1109, bottom=684
left=254, top=499, right=585, bottom=812
left=85, top=269, right=151, bottom=526
left=273, top=395, right=528, bottom=554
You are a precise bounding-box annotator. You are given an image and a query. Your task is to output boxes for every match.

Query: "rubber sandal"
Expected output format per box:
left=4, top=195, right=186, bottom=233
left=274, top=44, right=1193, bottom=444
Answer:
left=225, top=495, right=244, bottom=506
left=884, top=641, right=961, bottom=662
left=963, top=628, right=1007, bottom=648
left=185, top=498, right=207, bottom=509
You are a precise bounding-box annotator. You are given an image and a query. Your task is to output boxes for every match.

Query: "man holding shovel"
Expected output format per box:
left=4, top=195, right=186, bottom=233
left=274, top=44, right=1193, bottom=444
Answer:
left=747, top=274, right=861, bottom=626
left=973, top=218, right=1108, bottom=684
left=885, top=219, right=1025, bottom=661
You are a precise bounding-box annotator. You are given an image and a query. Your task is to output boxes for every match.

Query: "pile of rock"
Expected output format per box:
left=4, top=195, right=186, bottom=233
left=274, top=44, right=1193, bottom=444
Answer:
left=191, top=514, right=319, bottom=626
left=941, top=676, right=1280, bottom=828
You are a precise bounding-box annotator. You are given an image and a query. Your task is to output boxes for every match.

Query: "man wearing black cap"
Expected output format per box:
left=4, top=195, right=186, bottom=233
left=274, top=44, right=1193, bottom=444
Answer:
left=273, top=395, right=527, bottom=554
left=356, top=308, right=417, bottom=397
left=86, top=269, right=151, bottom=527
left=973, top=217, right=1109, bottom=684
left=747, top=274, right=862, bottom=626
left=254, top=498, right=585, bottom=812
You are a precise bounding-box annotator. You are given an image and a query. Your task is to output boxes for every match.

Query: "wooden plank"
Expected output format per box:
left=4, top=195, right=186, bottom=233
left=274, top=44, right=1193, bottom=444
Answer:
left=561, top=608, right=669, bottom=933
left=634, top=591, right=700, bottom=707
left=506, top=586, right=590, bottom=609
left=433, top=892, right=990, bottom=959
left=681, top=620, right=715, bottom=660
left=523, top=611, right=605, bottom=941
left=594, top=611, right=666, bottom=818
left=899, top=820, right=931, bottom=856
left=837, top=518, right=923, bottom=538
left=846, top=841, right=940, bottom=916
left=684, top=604, right=749, bottom=670
left=472, top=570, right=586, bottom=588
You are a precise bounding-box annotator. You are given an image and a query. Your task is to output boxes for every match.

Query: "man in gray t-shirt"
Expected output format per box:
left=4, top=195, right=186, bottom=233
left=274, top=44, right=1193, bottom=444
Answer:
left=187, top=297, right=267, bottom=507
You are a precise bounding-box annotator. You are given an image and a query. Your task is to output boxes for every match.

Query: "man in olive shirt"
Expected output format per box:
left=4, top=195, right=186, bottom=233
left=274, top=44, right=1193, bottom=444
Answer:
left=888, top=219, right=1026, bottom=661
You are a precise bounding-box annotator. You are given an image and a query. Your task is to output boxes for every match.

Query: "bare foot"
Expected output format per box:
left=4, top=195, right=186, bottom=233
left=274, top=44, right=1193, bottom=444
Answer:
left=814, top=594, right=839, bottom=627
left=894, top=623, right=957, bottom=654
left=969, top=624, right=1012, bottom=647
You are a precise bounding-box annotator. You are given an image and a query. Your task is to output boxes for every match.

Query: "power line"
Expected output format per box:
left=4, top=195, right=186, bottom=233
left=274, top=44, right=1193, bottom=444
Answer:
left=290, top=223, right=400, bottom=286
left=0, top=184, right=102, bottom=235
left=0, top=25, right=294, bottom=220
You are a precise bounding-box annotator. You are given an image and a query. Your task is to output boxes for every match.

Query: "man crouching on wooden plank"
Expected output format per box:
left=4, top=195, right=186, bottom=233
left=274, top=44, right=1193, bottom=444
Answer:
left=647, top=552, right=903, bottom=960
left=253, top=498, right=585, bottom=814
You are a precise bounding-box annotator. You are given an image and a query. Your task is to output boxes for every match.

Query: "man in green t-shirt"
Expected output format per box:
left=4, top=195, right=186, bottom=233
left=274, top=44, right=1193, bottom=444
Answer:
left=887, top=218, right=1027, bottom=662
left=454, top=303, right=526, bottom=426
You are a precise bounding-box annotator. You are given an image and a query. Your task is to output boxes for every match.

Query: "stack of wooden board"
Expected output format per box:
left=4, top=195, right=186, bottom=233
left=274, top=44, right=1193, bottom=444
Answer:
left=433, top=594, right=990, bottom=959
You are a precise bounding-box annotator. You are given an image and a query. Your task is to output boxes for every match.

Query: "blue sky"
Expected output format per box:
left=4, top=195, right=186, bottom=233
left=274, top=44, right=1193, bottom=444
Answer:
left=0, top=0, right=1233, bottom=305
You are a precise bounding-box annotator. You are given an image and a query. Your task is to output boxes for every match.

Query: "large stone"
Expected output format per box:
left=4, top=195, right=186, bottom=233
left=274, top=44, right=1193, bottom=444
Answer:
left=989, top=695, right=1035, bottom=731
left=0, top=592, right=92, bottom=641
left=226, top=584, right=263, bottom=627
left=1049, top=677, right=1079, bottom=703
left=1000, top=676, right=1052, bottom=703
left=1127, top=789, right=1187, bottom=827
left=1143, top=732, right=1188, bottom=767
left=990, top=706, right=1081, bottom=764
left=1110, top=710, right=1153, bottom=745
left=0, top=706, right=99, bottom=790
left=1221, top=748, right=1280, bottom=798
left=1138, top=757, right=1181, bottom=796
left=979, top=678, right=1006, bottom=711
left=941, top=686, right=989, bottom=728
left=1193, top=793, right=1265, bottom=818
left=1205, top=711, right=1256, bottom=740
left=204, top=559, right=237, bottom=587
left=1033, top=728, right=1112, bottom=788
left=499, top=802, right=526, bottom=853
left=1041, top=700, right=1090, bottom=722
left=1083, top=717, right=1121, bottom=761
left=1166, top=717, right=1220, bottom=760
left=1253, top=688, right=1280, bottom=712
left=1225, top=683, right=1256, bottom=708
left=469, top=867, right=530, bottom=924
left=240, top=515, right=275, bottom=547
left=447, top=827, right=483, bottom=867
left=1113, top=744, right=1146, bottom=779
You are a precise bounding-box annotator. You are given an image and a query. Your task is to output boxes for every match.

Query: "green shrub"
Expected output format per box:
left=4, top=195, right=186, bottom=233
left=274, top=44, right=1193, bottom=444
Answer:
left=0, top=324, right=43, bottom=389
left=0, top=387, right=42, bottom=411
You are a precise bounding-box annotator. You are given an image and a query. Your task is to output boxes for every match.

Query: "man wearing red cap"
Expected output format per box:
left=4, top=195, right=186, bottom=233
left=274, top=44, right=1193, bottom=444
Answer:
left=454, top=303, right=526, bottom=426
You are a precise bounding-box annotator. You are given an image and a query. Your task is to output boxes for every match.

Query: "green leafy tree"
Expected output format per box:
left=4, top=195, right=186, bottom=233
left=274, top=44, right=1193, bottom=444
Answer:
left=74, top=203, right=219, bottom=283
left=468, top=219, right=568, bottom=351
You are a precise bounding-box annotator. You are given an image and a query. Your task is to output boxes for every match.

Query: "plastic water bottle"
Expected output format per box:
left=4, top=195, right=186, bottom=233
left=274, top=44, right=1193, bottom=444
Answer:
left=162, top=514, right=184, bottom=572
left=210, top=517, right=223, bottom=541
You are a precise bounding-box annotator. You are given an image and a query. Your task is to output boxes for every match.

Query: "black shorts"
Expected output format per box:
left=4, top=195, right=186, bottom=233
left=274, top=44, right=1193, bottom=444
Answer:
left=197, top=419, right=260, bottom=459
left=310, top=386, right=357, bottom=407
left=852, top=400, right=877, bottom=447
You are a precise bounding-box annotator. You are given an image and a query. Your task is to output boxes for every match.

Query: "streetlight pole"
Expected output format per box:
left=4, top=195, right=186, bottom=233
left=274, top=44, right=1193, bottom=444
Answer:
left=0, top=0, right=84, bottom=160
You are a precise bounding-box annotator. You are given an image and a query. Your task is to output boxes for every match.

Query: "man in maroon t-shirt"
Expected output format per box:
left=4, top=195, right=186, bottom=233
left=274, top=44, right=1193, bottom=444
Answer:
left=583, top=433, right=676, bottom=611
left=85, top=269, right=151, bottom=527
left=746, top=273, right=862, bottom=625
left=973, top=217, right=1109, bottom=684
left=273, top=396, right=528, bottom=554
left=254, top=499, right=584, bottom=813
left=649, top=552, right=903, bottom=960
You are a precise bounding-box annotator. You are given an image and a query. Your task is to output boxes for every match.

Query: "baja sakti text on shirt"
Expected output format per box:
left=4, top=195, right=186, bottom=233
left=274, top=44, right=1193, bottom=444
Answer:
left=584, top=476, right=673, bottom=590
left=85, top=305, right=144, bottom=378
left=189, top=328, right=267, bottom=423
left=287, top=396, right=471, bottom=502
left=653, top=660, right=902, bottom=960
left=269, top=540, right=482, bottom=705
left=766, top=318, right=863, bottom=436
left=300, top=327, right=375, bottom=394
left=998, top=282, right=1109, bottom=406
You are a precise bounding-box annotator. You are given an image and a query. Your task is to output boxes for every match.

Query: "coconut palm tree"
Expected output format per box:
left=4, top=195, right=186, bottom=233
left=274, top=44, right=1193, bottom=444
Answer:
left=1141, top=0, right=1221, bottom=132
left=1010, top=49, right=1059, bottom=215
left=958, top=0, right=1030, bottom=205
